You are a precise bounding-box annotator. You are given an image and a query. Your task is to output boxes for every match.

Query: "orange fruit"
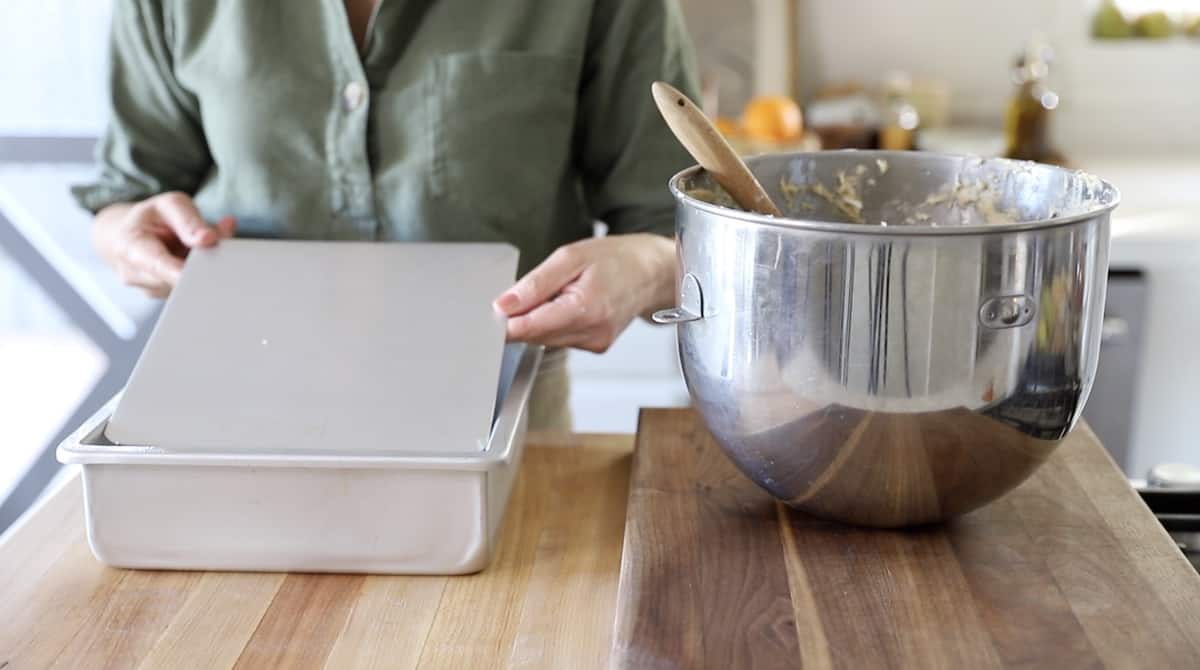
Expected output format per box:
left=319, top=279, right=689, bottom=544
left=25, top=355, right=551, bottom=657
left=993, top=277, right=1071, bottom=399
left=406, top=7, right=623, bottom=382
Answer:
left=741, top=95, right=804, bottom=143
left=713, top=115, right=742, bottom=138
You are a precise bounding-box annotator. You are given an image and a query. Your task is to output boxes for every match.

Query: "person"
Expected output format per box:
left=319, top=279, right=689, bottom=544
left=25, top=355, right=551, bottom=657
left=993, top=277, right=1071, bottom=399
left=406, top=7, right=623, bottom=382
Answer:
left=73, top=0, right=699, bottom=431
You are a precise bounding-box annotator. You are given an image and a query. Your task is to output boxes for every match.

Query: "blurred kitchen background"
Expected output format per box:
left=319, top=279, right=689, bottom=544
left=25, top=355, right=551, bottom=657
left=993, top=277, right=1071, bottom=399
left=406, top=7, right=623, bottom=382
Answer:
left=1, top=0, right=1198, bottom=529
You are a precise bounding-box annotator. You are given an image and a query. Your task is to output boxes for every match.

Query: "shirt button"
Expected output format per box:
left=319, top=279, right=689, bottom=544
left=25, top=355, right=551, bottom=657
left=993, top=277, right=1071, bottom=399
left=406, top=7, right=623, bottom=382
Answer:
left=342, top=81, right=367, bottom=111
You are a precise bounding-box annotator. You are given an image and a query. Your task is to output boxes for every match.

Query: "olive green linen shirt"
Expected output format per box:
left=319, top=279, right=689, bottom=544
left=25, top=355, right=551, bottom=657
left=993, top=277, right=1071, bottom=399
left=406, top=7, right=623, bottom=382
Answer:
left=73, top=0, right=700, bottom=274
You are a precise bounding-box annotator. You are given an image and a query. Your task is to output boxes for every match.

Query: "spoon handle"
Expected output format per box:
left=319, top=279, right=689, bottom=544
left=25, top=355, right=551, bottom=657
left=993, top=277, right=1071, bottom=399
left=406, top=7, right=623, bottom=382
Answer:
left=651, top=81, right=783, bottom=217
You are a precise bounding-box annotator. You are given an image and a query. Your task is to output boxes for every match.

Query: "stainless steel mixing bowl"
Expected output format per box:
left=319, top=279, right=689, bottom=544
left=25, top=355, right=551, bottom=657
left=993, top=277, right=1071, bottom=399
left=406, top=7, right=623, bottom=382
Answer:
left=654, top=151, right=1119, bottom=527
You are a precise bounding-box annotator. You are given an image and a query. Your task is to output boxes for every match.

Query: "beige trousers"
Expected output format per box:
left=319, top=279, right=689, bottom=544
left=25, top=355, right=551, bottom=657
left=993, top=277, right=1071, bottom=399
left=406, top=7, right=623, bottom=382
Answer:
left=526, top=347, right=572, bottom=432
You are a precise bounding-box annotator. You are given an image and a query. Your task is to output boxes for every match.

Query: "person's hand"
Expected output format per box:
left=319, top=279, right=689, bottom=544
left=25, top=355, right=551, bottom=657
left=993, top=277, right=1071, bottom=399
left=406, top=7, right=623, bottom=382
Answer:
left=493, top=233, right=676, bottom=353
left=93, top=192, right=235, bottom=298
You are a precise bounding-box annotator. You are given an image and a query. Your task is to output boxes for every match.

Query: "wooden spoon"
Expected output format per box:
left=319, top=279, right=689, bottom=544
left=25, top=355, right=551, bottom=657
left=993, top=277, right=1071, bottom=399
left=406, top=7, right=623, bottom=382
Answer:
left=651, top=81, right=783, bottom=217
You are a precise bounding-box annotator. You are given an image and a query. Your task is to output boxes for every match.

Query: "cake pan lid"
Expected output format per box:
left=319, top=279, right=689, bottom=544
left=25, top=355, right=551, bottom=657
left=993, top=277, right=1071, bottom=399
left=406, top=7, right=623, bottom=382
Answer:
left=103, top=239, right=518, bottom=455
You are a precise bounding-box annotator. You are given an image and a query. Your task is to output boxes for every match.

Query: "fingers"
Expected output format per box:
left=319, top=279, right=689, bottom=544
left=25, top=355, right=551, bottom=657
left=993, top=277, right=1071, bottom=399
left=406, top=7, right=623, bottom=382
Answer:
left=124, top=272, right=171, bottom=299
left=505, top=279, right=621, bottom=353
left=215, top=215, right=237, bottom=239
left=121, top=267, right=173, bottom=299
left=121, top=267, right=171, bottom=298
left=123, top=235, right=185, bottom=288
left=507, top=289, right=591, bottom=341
left=97, top=194, right=236, bottom=299
left=119, top=268, right=165, bottom=294
left=494, top=244, right=587, bottom=316
left=511, top=320, right=614, bottom=353
left=151, top=192, right=219, bottom=248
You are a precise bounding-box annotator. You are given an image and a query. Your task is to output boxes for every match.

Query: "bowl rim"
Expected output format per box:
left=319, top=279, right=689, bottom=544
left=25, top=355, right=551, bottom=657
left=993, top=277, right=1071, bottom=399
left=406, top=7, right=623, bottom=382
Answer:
left=668, top=149, right=1122, bottom=236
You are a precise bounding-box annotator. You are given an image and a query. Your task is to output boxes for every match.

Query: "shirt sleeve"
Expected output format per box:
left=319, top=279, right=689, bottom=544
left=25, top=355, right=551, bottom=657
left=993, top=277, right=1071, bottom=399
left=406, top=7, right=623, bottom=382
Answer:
left=574, top=0, right=701, bottom=237
left=71, top=0, right=211, bottom=214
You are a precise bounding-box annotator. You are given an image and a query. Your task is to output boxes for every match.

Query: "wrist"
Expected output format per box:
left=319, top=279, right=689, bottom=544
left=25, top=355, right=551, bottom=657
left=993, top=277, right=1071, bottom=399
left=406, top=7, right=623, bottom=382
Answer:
left=640, top=233, right=678, bottom=316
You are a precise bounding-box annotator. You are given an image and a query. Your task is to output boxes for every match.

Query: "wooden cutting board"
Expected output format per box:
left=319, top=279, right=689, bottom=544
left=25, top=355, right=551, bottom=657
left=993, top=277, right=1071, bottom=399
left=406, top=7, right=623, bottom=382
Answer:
left=613, top=409, right=1200, bottom=669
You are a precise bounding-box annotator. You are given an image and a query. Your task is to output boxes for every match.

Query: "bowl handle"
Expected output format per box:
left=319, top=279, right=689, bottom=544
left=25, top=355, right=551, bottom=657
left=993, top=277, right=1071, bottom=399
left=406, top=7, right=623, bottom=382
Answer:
left=652, top=272, right=705, bottom=324
left=979, top=294, right=1036, bottom=329
left=653, top=306, right=701, bottom=324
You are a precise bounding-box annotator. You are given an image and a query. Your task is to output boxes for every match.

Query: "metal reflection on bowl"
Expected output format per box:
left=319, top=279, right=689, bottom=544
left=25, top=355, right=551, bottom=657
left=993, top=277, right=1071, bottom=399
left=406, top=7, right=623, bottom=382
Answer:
left=656, top=150, right=1119, bottom=527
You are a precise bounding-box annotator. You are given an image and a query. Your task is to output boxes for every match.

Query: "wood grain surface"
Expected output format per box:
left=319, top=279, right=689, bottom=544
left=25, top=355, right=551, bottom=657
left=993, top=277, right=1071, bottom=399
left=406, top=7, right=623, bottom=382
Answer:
left=613, top=409, right=1200, bottom=670
left=6, top=414, right=1198, bottom=670
left=0, top=433, right=631, bottom=670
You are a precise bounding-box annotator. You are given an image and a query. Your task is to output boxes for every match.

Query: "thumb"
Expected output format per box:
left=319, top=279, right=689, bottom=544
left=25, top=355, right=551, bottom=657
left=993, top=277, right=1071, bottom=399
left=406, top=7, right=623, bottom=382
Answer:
left=215, top=216, right=237, bottom=239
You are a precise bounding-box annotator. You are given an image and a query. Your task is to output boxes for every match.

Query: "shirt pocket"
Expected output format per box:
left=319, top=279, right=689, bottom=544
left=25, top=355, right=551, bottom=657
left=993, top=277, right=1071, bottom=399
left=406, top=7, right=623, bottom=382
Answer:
left=429, top=51, right=579, bottom=228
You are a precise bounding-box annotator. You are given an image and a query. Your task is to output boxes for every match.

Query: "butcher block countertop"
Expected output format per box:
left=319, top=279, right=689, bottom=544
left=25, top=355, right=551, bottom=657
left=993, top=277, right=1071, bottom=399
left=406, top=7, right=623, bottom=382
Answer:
left=3, top=410, right=1200, bottom=669
left=0, top=434, right=632, bottom=669
left=615, top=411, right=1200, bottom=669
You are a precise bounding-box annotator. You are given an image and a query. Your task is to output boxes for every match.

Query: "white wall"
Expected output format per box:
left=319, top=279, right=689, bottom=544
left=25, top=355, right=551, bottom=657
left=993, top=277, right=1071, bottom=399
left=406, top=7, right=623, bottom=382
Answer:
left=789, top=0, right=1200, bottom=154
left=0, top=0, right=111, bottom=135
left=3, top=0, right=1197, bottom=145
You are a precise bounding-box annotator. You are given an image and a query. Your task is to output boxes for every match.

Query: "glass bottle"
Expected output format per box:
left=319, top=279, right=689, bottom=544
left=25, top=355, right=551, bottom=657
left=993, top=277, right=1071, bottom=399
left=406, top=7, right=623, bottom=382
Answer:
left=878, top=72, right=920, bottom=151
left=1003, top=38, right=1067, bottom=165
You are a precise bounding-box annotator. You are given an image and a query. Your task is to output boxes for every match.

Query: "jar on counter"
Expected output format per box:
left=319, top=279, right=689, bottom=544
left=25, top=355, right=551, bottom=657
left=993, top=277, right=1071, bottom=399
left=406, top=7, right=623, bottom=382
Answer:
left=878, top=72, right=920, bottom=151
